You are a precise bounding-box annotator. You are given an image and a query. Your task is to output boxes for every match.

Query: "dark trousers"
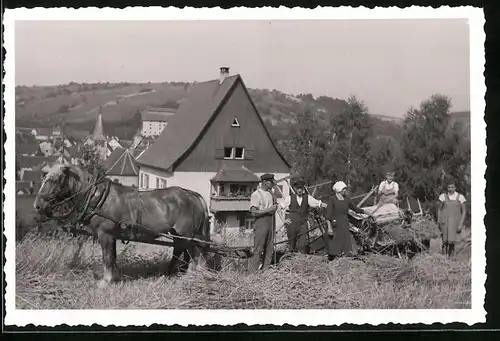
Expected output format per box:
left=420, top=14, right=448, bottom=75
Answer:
left=286, top=220, right=309, bottom=253
left=248, top=215, right=274, bottom=272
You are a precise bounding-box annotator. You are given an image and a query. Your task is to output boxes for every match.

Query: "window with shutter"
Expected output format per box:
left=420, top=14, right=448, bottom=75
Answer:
left=238, top=213, right=246, bottom=227
left=234, top=147, right=244, bottom=159
left=214, top=148, right=224, bottom=159
left=224, top=147, right=234, bottom=159
left=245, top=148, right=255, bottom=160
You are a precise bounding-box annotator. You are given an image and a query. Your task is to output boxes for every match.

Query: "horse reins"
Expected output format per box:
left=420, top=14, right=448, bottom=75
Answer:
left=41, top=173, right=111, bottom=225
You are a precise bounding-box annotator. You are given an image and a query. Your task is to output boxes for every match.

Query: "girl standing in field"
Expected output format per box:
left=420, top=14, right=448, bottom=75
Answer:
left=437, top=179, right=467, bottom=257
left=325, top=181, right=368, bottom=261
left=377, top=171, right=399, bottom=205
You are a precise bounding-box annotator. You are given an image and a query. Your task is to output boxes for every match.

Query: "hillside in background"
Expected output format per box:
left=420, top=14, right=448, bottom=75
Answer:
left=15, top=81, right=470, bottom=141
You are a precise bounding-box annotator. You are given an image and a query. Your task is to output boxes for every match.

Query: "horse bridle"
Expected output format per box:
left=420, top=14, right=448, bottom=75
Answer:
left=39, top=172, right=111, bottom=225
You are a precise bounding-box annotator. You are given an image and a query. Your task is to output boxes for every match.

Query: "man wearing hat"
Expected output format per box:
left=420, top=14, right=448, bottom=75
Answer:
left=280, top=178, right=327, bottom=254
left=248, top=173, right=279, bottom=272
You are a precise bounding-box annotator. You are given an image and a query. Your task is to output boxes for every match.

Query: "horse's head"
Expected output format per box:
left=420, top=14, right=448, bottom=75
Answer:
left=34, top=164, right=83, bottom=217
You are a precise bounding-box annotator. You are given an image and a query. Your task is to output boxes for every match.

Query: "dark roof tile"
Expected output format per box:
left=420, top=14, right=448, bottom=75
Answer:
left=16, top=143, right=39, bottom=156
left=22, top=170, right=44, bottom=182
left=141, top=108, right=176, bottom=122
left=103, top=147, right=138, bottom=176
left=137, top=76, right=240, bottom=170
left=211, top=165, right=260, bottom=183
left=137, top=74, right=291, bottom=171
left=18, top=155, right=57, bottom=169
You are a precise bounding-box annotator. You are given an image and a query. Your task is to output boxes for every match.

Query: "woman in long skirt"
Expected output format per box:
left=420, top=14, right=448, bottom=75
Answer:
left=437, top=179, right=467, bottom=257
left=325, top=181, right=368, bottom=260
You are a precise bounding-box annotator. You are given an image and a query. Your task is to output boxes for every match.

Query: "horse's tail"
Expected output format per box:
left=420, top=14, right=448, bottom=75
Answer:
left=190, top=190, right=211, bottom=242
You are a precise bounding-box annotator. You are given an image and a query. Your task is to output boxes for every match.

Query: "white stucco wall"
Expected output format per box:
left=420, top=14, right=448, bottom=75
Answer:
left=141, top=121, right=167, bottom=137
left=139, top=167, right=215, bottom=206
left=108, top=175, right=138, bottom=187
left=138, top=167, right=291, bottom=231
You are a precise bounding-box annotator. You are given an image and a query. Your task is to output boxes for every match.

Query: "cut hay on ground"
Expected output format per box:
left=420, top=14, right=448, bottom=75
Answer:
left=15, top=229, right=471, bottom=310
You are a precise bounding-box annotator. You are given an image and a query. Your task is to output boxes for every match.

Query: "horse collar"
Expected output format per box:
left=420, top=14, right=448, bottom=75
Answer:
left=77, top=179, right=111, bottom=224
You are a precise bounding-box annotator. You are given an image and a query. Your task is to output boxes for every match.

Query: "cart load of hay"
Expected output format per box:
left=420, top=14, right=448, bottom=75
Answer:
left=305, top=203, right=441, bottom=257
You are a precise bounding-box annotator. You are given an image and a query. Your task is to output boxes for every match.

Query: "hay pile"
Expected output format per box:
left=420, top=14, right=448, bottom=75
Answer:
left=165, top=252, right=471, bottom=309
left=409, top=216, right=442, bottom=240
left=351, top=216, right=442, bottom=255
left=16, top=231, right=471, bottom=309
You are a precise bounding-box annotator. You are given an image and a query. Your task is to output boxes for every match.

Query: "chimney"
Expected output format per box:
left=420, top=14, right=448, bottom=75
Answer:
left=219, top=67, right=230, bottom=84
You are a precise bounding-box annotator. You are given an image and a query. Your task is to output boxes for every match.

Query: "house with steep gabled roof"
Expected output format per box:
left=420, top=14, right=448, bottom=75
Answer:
left=102, top=147, right=139, bottom=187
left=21, top=170, right=44, bottom=182
left=141, top=107, right=177, bottom=137
left=136, top=67, right=291, bottom=230
left=16, top=142, right=40, bottom=156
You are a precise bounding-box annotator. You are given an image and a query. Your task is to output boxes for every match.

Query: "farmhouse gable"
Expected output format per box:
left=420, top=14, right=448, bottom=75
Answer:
left=137, top=73, right=290, bottom=173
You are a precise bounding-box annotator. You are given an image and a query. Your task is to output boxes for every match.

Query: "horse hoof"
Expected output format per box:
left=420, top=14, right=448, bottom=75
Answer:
left=97, top=280, right=109, bottom=288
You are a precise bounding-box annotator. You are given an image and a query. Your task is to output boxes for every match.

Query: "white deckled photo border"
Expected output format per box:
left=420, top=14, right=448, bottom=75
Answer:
left=3, top=6, right=486, bottom=327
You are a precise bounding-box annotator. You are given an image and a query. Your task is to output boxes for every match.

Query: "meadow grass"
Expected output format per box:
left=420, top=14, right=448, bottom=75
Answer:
left=15, top=224, right=471, bottom=310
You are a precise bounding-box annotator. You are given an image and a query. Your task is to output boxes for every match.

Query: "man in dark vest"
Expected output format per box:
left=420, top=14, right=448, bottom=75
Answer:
left=280, top=178, right=327, bottom=254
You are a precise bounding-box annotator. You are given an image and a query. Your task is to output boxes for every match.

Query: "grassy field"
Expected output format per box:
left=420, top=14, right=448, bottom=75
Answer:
left=15, top=223, right=471, bottom=310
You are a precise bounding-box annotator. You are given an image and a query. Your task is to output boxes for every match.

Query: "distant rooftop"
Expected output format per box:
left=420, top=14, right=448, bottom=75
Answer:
left=141, top=107, right=177, bottom=122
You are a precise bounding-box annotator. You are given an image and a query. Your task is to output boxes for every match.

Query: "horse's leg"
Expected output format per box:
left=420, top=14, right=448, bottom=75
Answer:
left=97, top=229, right=118, bottom=287
left=188, top=237, right=209, bottom=273
left=180, top=248, right=192, bottom=273
left=188, top=216, right=211, bottom=273
left=166, top=240, right=184, bottom=276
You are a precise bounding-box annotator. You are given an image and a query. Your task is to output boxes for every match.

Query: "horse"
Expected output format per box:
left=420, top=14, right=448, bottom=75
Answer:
left=33, top=164, right=211, bottom=286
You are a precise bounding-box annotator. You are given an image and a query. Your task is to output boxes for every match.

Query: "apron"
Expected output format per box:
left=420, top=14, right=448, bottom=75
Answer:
left=378, top=182, right=398, bottom=205
left=378, top=193, right=397, bottom=205
left=439, top=194, right=463, bottom=244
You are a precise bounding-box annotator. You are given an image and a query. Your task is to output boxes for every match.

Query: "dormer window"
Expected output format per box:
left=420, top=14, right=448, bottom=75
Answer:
left=231, top=117, right=240, bottom=127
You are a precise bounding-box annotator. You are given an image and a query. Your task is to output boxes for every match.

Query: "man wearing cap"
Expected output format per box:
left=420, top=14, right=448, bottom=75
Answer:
left=280, top=178, right=327, bottom=254
left=248, top=173, right=279, bottom=272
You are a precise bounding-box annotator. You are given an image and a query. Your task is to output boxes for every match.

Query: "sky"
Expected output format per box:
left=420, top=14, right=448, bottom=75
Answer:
left=15, top=19, right=471, bottom=117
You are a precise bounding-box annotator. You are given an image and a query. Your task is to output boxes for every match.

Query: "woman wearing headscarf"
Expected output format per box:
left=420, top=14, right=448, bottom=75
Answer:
left=325, top=181, right=368, bottom=260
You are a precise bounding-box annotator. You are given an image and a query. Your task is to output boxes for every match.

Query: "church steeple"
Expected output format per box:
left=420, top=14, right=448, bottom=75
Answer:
left=91, top=106, right=108, bottom=161
left=93, top=107, right=106, bottom=141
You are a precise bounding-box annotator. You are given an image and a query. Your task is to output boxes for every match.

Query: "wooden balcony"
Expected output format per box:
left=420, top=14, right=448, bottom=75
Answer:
left=210, top=194, right=251, bottom=212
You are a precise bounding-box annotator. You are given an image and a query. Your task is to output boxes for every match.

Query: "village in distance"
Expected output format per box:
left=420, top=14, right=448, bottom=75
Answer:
left=14, top=66, right=472, bottom=310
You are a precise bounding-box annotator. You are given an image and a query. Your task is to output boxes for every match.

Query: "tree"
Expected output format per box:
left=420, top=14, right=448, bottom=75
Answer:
left=77, top=143, right=105, bottom=175
left=322, top=96, right=374, bottom=194
left=400, top=94, right=470, bottom=203
left=284, top=108, right=325, bottom=184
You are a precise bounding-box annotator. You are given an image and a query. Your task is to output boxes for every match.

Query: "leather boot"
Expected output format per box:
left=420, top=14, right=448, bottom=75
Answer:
left=441, top=243, right=447, bottom=255
left=448, top=243, right=455, bottom=257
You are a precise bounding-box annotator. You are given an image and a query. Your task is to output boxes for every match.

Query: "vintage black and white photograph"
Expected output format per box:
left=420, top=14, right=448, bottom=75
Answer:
left=4, top=7, right=485, bottom=326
